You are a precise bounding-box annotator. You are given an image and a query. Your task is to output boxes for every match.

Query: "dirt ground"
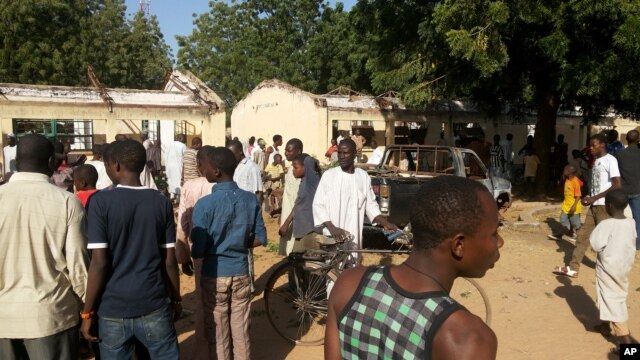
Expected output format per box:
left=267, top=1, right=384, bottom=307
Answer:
left=175, top=200, right=640, bottom=359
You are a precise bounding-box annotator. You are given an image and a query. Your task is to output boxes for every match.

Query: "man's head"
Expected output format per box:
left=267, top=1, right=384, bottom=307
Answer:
left=73, top=164, right=98, bottom=191
left=605, top=189, right=628, bottom=216
left=331, top=138, right=337, bottom=146
left=15, top=134, right=55, bottom=175
left=105, top=140, right=146, bottom=184
left=273, top=134, right=283, bottom=147
left=227, top=140, right=245, bottom=163
left=563, top=164, right=577, bottom=179
left=607, top=129, right=619, bottom=143
left=571, top=149, right=582, bottom=159
left=115, top=134, right=127, bottom=142
left=101, top=143, right=114, bottom=163
left=493, top=134, right=500, bottom=144
left=354, top=129, right=361, bottom=136
left=557, top=134, right=565, bottom=144
left=337, top=139, right=357, bottom=172
left=370, top=139, right=378, bottom=149
left=273, top=153, right=282, bottom=165
left=6, top=133, right=16, bottom=146
left=589, top=133, right=608, bottom=157
left=284, top=138, right=303, bottom=161
left=506, top=133, right=513, bottom=141
left=197, top=146, right=236, bottom=183
left=626, top=130, right=639, bottom=145
left=191, top=137, right=203, bottom=150
left=249, top=136, right=256, bottom=146
left=257, top=138, right=266, bottom=149
left=410, top=176, right=502, bottom=278
left=176, top=134, right=186, bottom=143
left=91, top=144, right=103, bottom=160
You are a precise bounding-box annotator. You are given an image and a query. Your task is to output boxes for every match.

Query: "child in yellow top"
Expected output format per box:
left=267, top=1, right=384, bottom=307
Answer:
left=549, top=164, right=582, bottom=242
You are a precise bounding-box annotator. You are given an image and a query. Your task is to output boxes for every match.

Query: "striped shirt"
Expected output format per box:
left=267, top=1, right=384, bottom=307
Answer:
left=490, top=145, right=504, bottom=168
left=183, top=148, right=199, bottom=182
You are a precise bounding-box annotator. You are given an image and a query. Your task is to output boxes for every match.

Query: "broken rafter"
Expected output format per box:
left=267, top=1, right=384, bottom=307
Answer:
left=323, top=86, right=367, bottom=97
left=86, top=65, right=114, bottom=112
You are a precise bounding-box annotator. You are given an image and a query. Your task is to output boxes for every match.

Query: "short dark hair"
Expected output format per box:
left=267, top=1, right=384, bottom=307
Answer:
left=338, top=138, right=356, bottom=153
left=16, top=134, right=54, bottom=170
left=605, top=189, right=628, bottom=211
left=410, top=177, right=491, bottom=250
left=198, top=146, right=236, bottom=176
left=92, top=144, right=103, bottom=155
left=227, top=139, right=243, bottom=153
left=286, top=138, right=303, bottom=151
left=73, top=164, right=98, bottom=186
left=249, top=136, right=255, bottom=145
left=292, top=153, right=308, bottom=165
left=273, top=134, right=282, bottom=142
left=111, top=140, right=146, bottom=173
left=591, top=133, right=608, bottom=145
left=102, top=142, right=114, bottom=162
left=191, top=137, right=202, bottom=146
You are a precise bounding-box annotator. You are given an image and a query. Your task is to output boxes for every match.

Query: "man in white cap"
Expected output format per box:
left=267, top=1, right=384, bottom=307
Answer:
left=3, top=133, right=17, bottom=180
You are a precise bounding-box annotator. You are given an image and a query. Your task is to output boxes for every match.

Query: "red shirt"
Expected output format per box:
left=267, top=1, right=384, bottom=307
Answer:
left=76, top=189, right=98, bottom=208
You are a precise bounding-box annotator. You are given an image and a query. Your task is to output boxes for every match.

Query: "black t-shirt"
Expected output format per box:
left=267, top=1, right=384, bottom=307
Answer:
left=615, top=147, right=640, bottom=196
left=87, top=186, right=176, bottom=318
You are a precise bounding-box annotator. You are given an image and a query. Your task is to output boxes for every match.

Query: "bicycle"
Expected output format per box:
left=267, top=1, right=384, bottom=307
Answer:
left=263, top=231, right=492, bottom=346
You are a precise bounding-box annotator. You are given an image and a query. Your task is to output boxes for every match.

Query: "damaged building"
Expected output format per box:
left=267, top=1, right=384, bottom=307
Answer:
left=0, top=69, right=226, bottom=176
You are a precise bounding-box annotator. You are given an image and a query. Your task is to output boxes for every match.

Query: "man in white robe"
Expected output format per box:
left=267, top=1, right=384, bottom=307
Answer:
left=278, top=139, right=303, bottom=255
left=313, top=139, right=397, bottom=251
left=165, top=134, right=186, bottom=200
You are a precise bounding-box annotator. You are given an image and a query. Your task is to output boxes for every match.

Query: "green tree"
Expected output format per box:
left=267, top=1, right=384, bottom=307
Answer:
left=357, top=0, right=640, bottom=190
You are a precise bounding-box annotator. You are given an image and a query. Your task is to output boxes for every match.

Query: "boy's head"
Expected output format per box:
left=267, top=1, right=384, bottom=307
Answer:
left=589, top=133, right=608, bottom=156
left=493, top=134, right=500, bottom=144
left=197, top=146, right=236, bottom=183
left=571, top=149, right=582, bottom=159
left=291, top=154, right=307, bottom=179
left=526, top=148, right=534, bottom=156
left=273, top=134, right=283, bottom=146
left=563, top=164, right=577, bottom=179
left=273, top=153, right=282, bottom=165
left=92, top=144, right=103, bottom=160
left=73, top=164, right=98, bottom=191
left=227, top=140, right=244, bottom=163
left=410, top=176, right=502, bottom=278
left=605, top=189, right=628, bottom=216
left=105, top=140, right=146, bottom=184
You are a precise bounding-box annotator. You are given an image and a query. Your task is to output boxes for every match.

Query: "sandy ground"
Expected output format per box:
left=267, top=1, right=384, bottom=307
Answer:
left=175, top=200, right=640, bottom=359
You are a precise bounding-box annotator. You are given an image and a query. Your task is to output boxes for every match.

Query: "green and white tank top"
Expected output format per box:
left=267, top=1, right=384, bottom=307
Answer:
left=337, top=266, right=461, bottom=359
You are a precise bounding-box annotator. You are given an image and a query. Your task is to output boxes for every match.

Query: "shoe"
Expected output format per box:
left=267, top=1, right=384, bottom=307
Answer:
left=569, top=232, right=577, bottom=239
left=547, top=234, right=561, bottom=241
left=553, top=265, right=578, bottom=278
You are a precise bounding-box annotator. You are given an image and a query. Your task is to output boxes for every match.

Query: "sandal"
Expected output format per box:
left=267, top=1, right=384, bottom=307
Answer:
left=553, top=266, right=578, bottom=278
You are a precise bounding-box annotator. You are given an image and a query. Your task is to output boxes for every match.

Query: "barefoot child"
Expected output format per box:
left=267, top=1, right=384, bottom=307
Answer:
left=73, top=164, right=99, bottom=207
left=590, top=189, right=637, bottom=346
left=548, top=164, right=582, bottom=243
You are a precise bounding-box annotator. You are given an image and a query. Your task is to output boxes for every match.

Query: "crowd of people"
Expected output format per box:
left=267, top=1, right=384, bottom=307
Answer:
left=0, top=125, right=638, bottom=359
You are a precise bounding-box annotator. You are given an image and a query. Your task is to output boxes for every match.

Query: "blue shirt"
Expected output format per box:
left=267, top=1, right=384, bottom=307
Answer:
left=191, top=181, right=267, bottom=277
left=87, top=186, right=176, bottom=318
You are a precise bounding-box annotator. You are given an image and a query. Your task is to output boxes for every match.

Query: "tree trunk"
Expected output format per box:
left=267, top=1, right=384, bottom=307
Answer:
left=533, top=93, right=560, bottom=195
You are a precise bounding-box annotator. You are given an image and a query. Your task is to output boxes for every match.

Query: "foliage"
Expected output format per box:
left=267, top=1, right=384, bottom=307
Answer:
left=0, top=0, right=172, bottom=89
left=176, top=0, right=370, bottom=107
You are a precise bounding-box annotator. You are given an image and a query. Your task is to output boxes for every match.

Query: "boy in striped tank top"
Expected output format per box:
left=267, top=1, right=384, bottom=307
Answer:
left=325, top=176, right=503, bottom=359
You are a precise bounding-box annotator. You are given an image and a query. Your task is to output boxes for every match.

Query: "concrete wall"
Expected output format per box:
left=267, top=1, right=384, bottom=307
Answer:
left=0, top=101, right=225, bottom=171
left=231, top=86, right=327, bottom=159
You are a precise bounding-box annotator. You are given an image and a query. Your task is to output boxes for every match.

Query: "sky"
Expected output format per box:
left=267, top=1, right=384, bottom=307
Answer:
left=123, top=0, right=357, bottom=61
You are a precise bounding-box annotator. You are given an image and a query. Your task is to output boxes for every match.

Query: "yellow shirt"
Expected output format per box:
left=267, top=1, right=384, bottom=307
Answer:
left=562, top=177, right=582, bottom=214
left=0, top=172, right=88, bottom=338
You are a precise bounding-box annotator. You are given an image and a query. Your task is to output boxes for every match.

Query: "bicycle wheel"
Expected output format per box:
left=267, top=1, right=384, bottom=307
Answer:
left=264, top=260, right=339, bottom=346
left=449, top=277, right=492, bottom=325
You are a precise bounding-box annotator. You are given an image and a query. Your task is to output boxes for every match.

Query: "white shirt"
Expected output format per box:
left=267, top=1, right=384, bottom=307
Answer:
left=142, top=139, right=152, bottom=150
left=367, top=147, right=384, bottom=165
left=590, top=154, right=620, bottom=206
left=233, top=157, right=263, bottom=193
left=313, top=167, right=382, bottom=249
left=267, top=146, right=280, bottom=165
left=3, top=145, right=17, bottom=176
left=85, top=160, right=112, bottom=190
left=590, top=218, right=637, bottom=321
left=251, top=146, right=265, bottom=170
left=499, top=139, right=513, bottom=163
left=165, top=141, right=186, bottom=195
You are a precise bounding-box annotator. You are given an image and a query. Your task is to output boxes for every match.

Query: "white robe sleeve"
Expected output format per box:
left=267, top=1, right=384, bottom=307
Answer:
left=362, top=171, right=382, bottom=222
left=590, top=223, right=609, bottom=252
left=313, top=172, right=332, bottom=227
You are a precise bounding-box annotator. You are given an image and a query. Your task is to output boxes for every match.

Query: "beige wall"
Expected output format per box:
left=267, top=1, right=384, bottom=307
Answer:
left=0, top=101, right=225, bottom=170
left=231, top=87, right=328, bottom=159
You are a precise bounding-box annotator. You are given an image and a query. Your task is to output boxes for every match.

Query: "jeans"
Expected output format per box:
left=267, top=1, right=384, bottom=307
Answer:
left=98, top=305, right=179, bottom=360
left=569, top=205, right=610, bottom=271
left=629, top=195, right=640, bottom=249
left=559, top=212, right=582, bottom=230
left=0, top=325, right=78, bottom=360
left=201, top=275, right=252, bottom=360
